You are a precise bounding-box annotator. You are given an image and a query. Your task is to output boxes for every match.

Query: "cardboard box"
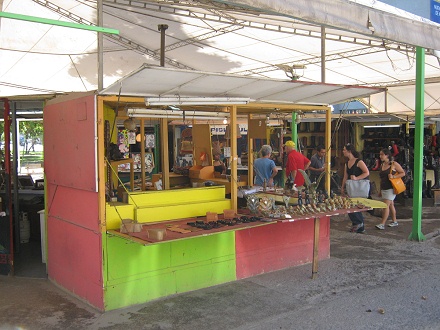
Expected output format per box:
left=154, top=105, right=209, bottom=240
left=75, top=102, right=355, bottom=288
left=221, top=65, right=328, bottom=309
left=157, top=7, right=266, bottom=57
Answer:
left=189, top=165, right=214, bottom=179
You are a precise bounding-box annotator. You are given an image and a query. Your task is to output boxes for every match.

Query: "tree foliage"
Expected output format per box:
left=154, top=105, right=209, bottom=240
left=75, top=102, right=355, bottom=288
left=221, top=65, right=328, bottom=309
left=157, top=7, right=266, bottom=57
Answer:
left=20, top=121, right=43, bottom=154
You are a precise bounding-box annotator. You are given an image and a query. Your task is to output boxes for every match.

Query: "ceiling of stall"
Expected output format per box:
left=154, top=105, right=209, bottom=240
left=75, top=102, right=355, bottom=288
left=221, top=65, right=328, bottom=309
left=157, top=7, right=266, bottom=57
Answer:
left=1, top=0, right=440, bottom=114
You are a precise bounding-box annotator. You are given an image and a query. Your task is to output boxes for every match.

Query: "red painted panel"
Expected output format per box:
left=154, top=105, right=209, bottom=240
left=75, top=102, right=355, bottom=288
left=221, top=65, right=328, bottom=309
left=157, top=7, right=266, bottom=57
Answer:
left=44, top=94, right=97, bottom=192
left=235, top=217, right=330, bottom=279
left=46, top=183, right=99, bottom=231
left=48, top=214, right=103, bottom=310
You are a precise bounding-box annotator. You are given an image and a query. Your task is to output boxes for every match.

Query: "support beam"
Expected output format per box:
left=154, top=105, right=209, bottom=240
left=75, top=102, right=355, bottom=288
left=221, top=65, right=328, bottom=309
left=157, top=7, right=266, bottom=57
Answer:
left=247, top=114, right=254, bottom=186
left=291, top=112, right=297, bottom=148
left=0, top=11, right=119, bottom=34
left=230, top=106, right=238, bottom=212
left=97, top=0, right=104, bottom=91
left=160, top=118, right=170, bottom=190
left=321, top=26, right=325, bottom=83
left=409, top=47, right=426, bottom=242
left=140, top=119, right=146, bottom=191
left=325, top=107, right=331, bottom=193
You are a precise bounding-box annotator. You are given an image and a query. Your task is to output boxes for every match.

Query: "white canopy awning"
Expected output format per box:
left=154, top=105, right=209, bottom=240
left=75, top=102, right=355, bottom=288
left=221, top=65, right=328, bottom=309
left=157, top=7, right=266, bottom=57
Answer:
left=100, top=64, right=383, bottom=106
left=218, top=0, right=440, bottom=50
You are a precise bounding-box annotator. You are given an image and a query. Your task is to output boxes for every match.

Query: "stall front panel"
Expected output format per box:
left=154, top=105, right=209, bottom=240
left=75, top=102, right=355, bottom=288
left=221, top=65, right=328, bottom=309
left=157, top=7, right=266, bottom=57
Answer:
left=45, top=93, right=103, bottom=310
left=104, top=232, right=236, bottom=310
left=236, top=217, right=330, bottom=279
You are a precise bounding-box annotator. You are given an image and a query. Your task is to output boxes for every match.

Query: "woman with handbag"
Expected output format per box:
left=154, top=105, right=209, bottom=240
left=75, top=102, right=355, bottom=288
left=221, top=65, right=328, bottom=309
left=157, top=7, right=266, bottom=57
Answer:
left=341, top=144, right=370, bottom=233
left=375, top=148, right=406, bottom=230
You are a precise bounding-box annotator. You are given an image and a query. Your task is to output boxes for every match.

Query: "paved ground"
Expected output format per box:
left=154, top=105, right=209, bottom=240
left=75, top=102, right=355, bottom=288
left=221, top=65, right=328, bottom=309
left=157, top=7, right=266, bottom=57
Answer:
left=1, top=204, right=440, bottom=330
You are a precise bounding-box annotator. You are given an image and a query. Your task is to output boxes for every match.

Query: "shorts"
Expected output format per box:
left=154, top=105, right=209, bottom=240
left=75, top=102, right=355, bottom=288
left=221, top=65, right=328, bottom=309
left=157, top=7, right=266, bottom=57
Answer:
left=381, top=188, right=396, bottom=201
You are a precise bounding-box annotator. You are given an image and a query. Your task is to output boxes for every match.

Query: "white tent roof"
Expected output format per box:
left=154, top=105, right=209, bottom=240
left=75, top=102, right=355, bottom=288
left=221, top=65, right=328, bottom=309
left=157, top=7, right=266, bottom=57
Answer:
left=101, top=64, right=382, bottom=105
left=1, top=0, right=440, bottom=112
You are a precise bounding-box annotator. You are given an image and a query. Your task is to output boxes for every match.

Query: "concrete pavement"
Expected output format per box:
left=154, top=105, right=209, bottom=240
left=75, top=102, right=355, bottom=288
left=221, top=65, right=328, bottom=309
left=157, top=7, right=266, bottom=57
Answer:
left=1, top=205, right=440, bottom=330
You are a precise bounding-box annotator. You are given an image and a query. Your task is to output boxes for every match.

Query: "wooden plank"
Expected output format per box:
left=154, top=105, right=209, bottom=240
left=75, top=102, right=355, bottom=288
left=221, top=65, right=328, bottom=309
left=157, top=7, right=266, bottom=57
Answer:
left=312, top=217, right=320, bottom=279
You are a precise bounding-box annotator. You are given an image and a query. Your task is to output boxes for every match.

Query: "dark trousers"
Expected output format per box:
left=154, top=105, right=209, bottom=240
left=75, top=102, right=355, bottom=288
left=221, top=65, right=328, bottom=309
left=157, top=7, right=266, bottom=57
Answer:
left=348, top=211, right=364, bottom=226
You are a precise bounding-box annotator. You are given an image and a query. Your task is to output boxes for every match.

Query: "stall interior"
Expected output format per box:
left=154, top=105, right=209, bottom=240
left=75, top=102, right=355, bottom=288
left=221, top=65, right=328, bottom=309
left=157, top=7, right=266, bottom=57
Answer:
left=106, top=103, right=344, bottom=201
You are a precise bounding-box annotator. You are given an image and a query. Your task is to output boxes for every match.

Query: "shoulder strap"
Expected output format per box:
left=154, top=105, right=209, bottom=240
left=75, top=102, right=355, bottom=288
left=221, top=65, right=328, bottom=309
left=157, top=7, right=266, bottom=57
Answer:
left=390, top=161, right=394, bottom=173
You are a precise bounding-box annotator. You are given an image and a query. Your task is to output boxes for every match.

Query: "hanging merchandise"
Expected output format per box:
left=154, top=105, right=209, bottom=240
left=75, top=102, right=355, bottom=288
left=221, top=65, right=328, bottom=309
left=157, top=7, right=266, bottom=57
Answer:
left=128, top=131, right=136, bottom=144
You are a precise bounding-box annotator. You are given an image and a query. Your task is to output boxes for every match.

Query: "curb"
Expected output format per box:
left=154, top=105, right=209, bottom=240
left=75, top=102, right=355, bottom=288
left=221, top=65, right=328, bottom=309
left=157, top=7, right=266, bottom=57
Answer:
left=424, top=229, right=440, bottom=240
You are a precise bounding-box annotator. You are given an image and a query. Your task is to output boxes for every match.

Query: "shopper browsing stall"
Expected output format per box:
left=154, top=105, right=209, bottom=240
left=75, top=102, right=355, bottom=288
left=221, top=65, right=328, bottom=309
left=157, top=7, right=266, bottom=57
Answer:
left=341, top=143, right=370, bottom=233
left=253, top=145, right=278, bottom=186
left=375, top=148, right=406, bottom=230
left=309, top=145, right=326, bottom=187
left=284, top=140, right=311, bottom=189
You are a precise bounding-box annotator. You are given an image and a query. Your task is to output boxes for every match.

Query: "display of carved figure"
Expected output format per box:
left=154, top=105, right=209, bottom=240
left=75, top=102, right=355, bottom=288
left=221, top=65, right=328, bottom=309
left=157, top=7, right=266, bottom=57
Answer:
left=299, top=169, right=326, bottom=195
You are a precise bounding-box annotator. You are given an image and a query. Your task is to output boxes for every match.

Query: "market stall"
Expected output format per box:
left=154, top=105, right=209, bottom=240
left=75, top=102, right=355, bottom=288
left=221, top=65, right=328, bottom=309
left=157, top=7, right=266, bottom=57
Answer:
left=43, top=66, right=381, bottom=311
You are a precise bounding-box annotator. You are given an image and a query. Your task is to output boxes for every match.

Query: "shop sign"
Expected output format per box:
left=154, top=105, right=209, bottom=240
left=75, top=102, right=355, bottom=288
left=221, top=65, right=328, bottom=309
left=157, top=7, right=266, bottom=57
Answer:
left=211, top=124, right=248, bottom=135
left=431, top=0, right=440, bottom=23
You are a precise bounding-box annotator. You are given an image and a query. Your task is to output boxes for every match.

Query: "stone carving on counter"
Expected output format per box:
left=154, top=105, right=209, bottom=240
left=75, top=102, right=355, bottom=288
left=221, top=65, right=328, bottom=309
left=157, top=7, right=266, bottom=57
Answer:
left=245, top=194, right=260, bottom=214
left=245, top=190, right=366, bottom=219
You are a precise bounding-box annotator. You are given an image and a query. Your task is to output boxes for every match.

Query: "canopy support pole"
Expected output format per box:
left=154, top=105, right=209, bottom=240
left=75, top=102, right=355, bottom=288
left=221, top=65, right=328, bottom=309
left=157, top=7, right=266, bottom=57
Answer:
left=230, top=106, right=238, bottom=212
left=325, top=107, right=331, bottom=193
left=409, top=46, right=426, bottom=242
left=321, top=26, right=326, bottom=83
left=291, top=112, right=297, bottom=147
left=97, top=0, right=103, bottom=91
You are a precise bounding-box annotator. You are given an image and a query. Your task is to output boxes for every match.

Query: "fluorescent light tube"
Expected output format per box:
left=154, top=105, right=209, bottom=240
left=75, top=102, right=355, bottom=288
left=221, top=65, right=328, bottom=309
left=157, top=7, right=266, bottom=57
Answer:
left=144, top=96, right=249, bottom=106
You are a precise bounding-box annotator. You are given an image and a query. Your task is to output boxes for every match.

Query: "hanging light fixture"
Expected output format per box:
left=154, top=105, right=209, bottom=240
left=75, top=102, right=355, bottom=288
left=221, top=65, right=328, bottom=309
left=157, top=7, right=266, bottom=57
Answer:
left=123, top=117, right=136, bottom=131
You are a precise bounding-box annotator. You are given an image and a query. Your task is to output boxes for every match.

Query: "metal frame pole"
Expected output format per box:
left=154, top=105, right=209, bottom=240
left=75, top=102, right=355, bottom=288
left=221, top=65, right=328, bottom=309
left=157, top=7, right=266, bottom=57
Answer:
left=409, top=46, right=426, bottom=241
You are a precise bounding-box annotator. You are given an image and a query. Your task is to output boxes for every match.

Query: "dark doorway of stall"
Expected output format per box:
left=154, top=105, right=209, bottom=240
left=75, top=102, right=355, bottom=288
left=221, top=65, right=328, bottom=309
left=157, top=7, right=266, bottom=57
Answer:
left=0, top=202, right=46, bottom=278
left=14, top=202, right=46, bottom=278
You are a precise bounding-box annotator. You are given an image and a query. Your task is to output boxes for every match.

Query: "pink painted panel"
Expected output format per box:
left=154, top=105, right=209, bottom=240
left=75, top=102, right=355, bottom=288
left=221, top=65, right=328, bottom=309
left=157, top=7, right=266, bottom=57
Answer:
left=46, top=183, right=99, bottom=231
left=48, top=214, right=103, bottom=310
left=44, top=94, right=97, bottom=192
left=235, top=217, right=330, bottom=279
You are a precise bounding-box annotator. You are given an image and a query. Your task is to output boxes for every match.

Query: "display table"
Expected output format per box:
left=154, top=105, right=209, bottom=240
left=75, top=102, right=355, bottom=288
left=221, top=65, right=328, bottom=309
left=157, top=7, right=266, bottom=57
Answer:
left=108, top=215, right=274, bottom=245
left=108, top=206, right=370, bottom=279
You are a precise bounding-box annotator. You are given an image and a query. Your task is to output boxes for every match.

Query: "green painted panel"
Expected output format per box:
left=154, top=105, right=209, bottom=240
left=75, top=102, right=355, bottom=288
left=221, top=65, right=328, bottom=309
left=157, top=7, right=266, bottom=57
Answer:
left=170, top=232, right=235, bottom=267
left=106, top=234, right=171, bottom=281
left=136, top=200, right=231, bottom=222
left=175, top=258, right=236, bottom=294
left=105, top=272, right=176, bottom=311
left=104, top=231, right=236, bottom=310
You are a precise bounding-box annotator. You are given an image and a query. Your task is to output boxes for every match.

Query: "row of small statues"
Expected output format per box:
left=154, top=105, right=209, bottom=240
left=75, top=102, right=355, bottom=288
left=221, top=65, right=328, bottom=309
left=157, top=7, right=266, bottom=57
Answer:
left=245, top=189, right=364, bottom=218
